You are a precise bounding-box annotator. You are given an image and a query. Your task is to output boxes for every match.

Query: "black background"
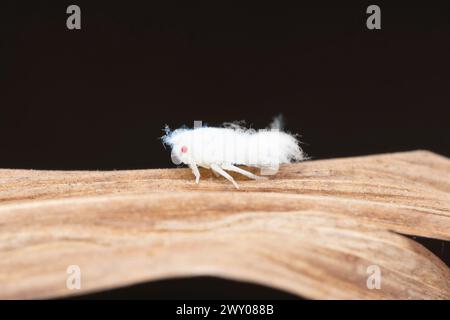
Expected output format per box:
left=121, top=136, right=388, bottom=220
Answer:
left=1, top=1, right=449, bottom=170
left=0, top=0, right=449, bottom=300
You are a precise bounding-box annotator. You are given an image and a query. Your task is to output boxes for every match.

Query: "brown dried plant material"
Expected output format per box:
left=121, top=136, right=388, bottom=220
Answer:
left=0, top=150, right=448, bottom=299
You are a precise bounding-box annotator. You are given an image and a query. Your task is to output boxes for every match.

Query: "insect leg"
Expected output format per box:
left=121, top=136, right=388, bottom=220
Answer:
left=210, top=164, right=239, bottom=189
left=221, top=164, right=267, bottom=180
left=189, top=161, right=200, bottom=184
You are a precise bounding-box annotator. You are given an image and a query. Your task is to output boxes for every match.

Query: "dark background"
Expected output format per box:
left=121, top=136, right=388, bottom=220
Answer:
left=0, top=1, right=449, bottom=299
left=0, top=1, right=449, bottom=170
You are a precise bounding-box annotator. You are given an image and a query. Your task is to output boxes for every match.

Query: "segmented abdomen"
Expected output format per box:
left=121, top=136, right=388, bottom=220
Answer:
left=187, top=128, right=303, bottom=168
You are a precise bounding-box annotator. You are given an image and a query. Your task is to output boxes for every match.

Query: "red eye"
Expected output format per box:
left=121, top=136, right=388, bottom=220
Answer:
left=181, top=146, right=188, bottom=153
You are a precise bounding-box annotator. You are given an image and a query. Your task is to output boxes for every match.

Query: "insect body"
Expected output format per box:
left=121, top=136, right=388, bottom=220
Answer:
left=162, top=121, right=305, bottom=189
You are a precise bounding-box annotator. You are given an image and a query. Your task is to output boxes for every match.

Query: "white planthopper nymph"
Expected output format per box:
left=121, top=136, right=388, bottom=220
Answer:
left=161, top=117, right=306, bottom=189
